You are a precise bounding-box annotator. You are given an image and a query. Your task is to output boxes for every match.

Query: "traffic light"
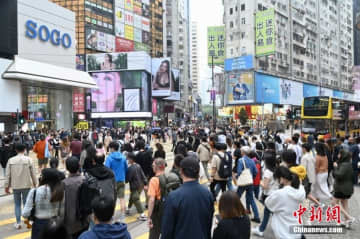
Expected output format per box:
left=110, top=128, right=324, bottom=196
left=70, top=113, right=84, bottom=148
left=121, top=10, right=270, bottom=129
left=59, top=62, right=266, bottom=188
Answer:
left=11, top=113, right=17, bottom=124
left=19, top=114, right=25, bottom=125
left=286, top=109, right=292, bottom=120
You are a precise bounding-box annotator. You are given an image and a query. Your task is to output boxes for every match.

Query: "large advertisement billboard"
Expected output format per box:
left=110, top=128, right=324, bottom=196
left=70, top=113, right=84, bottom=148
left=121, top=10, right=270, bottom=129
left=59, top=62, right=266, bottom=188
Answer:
left=207, top=26, right=225, bottom=66
left=224, top=55, right=253, bottom=72
left=115, top=37, right=134, bottom=52
left=86, top=29, right=115, bottom=52
left=90, top=71, right=150, bottom=113
left=86, top=51, right=151, bottom=73
left=152, top=58, right=172, bottom=97
left=303, top=83, right=319, bottom=97
left=255, top=8, right=275, bottom=56
left=164, top=69, right=180, bottom=101
left=279, top=79, right=303, bottom=105
left=226, top=72, right=254, bottom=104
left=255, top=73, right=279, bottom=104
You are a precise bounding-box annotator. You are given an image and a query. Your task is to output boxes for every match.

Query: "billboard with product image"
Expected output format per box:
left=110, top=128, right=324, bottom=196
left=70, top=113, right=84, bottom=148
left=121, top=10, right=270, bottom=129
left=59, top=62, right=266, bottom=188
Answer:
left=152, top=58, right=172, bottom=97
left=164, top=69, right=180, bottom=101
left=123, top=88, right=141, bottom=111
left=86, top=28, right=115, bottom=52
left=255, top=73, right=280, bottom=104
left=279, top=79, right=303, bottom=105
left=226, top=72, right=254, bottom=104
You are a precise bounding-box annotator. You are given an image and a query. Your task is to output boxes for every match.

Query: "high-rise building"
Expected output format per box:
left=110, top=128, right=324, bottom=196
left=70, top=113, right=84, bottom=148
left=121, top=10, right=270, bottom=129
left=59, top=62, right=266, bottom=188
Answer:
left=191, top=21, right=199, bottom=94
left=50, top=0, right=154, bottom=55
left=223, top=0, right=354, bottom=92
left=354, top=0, right=360, bottom=65
left=166, top=0, right=191, bottom=116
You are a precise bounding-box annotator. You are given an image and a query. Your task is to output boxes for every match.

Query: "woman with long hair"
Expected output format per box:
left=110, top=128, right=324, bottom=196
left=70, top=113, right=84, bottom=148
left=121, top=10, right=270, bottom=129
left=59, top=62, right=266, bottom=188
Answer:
left=312, top=143, right=332, bottom=202
left=23, top=168, right=64, bottom=239
left=153, top=60, right=170, bottom=90
left=213, top=191, right=250, bottom=239
left=154, top=143, right=166, bottom=159
left=60, top=137, right=70, bottom=167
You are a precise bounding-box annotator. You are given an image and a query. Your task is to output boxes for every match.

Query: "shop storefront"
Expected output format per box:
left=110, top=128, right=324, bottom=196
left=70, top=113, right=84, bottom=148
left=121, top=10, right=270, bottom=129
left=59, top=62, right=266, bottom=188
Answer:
left=0, top=0, right=97, bottom=131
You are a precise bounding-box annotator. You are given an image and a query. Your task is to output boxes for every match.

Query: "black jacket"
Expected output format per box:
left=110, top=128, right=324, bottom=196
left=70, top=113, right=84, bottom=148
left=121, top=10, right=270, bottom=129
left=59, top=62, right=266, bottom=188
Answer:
left=0, top=144, right=16, bottom=168
left=135, top=150, right=154, bottom=179
left=212, top=217, right=250, bottom=239
left=126, top=163, right=147, bottom=191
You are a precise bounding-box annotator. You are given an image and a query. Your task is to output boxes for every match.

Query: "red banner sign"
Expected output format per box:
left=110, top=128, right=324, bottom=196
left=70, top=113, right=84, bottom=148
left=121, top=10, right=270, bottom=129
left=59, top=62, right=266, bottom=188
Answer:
left=115, top=37, right=134, bottom=52
left=73, top=92, right=85, bottom=113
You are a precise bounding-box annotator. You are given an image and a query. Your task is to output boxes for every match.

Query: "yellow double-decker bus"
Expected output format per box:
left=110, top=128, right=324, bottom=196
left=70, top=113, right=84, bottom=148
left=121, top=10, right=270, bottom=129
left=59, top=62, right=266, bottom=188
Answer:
left=301, top=96, right=360, bottom=140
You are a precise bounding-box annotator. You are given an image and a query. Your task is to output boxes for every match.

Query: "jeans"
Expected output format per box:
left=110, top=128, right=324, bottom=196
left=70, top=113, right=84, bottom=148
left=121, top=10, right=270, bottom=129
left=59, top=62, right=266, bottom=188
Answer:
left=32, top=219, right=49, bottom=239
left=253, top=185, right=260, bottom=200
left=13, top=188, right=30, bottom=224
left=259, top=206, right=271, bottom=232
left=215, top=177, right=233, bottom=194
left=237, top=185, right=260, bottom=220
left=352, top=164, right=359, bottom=185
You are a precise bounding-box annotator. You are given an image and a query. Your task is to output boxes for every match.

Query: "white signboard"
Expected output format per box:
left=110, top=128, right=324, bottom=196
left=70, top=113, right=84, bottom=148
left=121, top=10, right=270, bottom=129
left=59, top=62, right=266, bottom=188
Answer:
left=124, top=88, right=140, bottom=111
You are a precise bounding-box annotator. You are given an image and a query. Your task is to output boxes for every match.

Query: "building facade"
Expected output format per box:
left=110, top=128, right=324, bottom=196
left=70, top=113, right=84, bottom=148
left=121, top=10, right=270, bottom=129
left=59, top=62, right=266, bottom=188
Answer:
left=354, top=0, right=360, bottom=65
left=223, top=0, right=354, bottom=92
left=166, top=0, right=191, bottom=120
left=191, top=21, right=199, bottom=94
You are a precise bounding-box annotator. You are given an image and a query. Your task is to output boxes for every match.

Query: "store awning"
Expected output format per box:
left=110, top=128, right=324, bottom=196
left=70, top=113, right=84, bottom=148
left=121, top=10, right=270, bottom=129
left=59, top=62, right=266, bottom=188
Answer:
left=2, top=56, right=97, bottom=89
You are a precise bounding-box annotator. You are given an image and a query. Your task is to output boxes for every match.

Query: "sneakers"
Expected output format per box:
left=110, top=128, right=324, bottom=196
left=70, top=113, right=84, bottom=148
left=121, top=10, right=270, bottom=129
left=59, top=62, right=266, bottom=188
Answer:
left=345, top=217, right=356, bottom=229
left=252, top=226, right=264, bottom=237
left=14, top=223, right=21, bottom=230
left=137, top=213, right=148, bottom=221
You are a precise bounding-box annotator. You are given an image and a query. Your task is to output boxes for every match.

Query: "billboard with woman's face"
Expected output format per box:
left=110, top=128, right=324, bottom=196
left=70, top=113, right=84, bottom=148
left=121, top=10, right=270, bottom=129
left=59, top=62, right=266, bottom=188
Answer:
left=152, top=58, right=171, bottom=97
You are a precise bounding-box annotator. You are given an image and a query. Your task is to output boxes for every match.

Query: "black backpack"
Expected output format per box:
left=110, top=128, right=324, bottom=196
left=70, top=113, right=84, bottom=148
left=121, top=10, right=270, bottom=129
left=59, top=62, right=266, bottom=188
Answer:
left=77, top=173, right=116, bottom=221
left=216, top=152, right=233, bottom=178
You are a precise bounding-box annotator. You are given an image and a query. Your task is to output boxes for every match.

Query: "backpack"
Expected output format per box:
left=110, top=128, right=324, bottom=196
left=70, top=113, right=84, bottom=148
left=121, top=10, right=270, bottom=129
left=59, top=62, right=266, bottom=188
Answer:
left=77, top=173, right=116, bottom=221
left=216, top=152, right=232, bottom=178
left=153, top=172, right=181, bottom=220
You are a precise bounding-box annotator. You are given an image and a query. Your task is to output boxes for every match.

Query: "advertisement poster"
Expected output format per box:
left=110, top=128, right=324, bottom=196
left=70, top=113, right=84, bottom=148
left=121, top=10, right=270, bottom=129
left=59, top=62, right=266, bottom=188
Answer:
left=152, top=58, right=172, bottom=97
left=125, top=25, right=134, bottom=40
left=115, top=7, right=125, bottom=23
left=142, top=2, right=150, bottom=18
left=91, top=71, right=150, bottom=113
left=142, top=31, right=150, bottom=44
left=133, top=0, right=142, bottom=15
left=255, top=73, right=279, bottom=104
left=123, top=88, right=140, bottom=111
left=142, top=17, right=150, bottom=32
left=255, top=8, right=275, bottom=56
left=164, top=69, right=180, bottom=101
left=115, top=37, right=134, bottom=52
left=115, top=0, right=125, bottom=9
left=87, top=53, right=128, bottom=71
left=125, top=0, right=133, bottom=11
left=134, top=28, right=142, bottom=42
left=134, top=42, right=150, bottom=52
left=72, top=90, right=85, bottom=113
left=319, top=88, right=332, bottom=97
left=134, top=14, right=142, bottom=29
left=76, top=54, right=85, bottom=71
left=226, top=72, right=254, bottom=104
left=224, top=55, right=253, bottom=72
left=333, top=90, right=344, bottom=99
left=115, top=23, right=125, bottom=38
left=207, top=26, right=225, bottom=66
left=125, top=11, right=134, bottom=25
left=303, top=83, right=319, bottom=97
left=279, top=79, right=303, bottom=105
left=86, top=29, right=115, bottom=52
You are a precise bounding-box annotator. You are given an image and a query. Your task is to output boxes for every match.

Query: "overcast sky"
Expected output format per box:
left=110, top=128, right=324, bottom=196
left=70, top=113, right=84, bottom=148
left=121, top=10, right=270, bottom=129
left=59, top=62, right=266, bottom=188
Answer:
left=190, top=0, right=224, bottom=104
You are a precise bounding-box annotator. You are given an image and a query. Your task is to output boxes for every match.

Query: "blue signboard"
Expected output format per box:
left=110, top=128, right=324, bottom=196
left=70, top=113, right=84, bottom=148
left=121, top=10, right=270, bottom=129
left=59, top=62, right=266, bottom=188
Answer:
left=255, top=73, right=280, bottom=104
left=333, top=90, right=344, bottom=99
left=224, top=55, right=253, bottom=72
left=303, top=84, right=319, bottom=97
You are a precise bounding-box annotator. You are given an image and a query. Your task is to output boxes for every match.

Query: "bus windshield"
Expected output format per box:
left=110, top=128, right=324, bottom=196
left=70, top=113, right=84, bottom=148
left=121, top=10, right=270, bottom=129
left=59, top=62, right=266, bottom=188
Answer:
left=303, top=97, right=329, bottom=117
left=302, top=119, right=330, bottom=134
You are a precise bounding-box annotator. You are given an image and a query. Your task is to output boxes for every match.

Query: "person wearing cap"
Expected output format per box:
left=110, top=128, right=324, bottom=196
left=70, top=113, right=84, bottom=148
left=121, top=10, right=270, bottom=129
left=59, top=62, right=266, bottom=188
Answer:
left=23, top=168, right=65, bottom=239
left=161, top=155, right=214, bottom=239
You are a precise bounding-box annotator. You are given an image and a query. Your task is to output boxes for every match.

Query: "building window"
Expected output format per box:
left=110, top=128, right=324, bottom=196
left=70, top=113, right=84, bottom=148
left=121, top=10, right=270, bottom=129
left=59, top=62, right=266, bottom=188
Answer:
left=230, top=21, right=234, bottom=28
left=235, top=6, right=238, bottom=11
left=241, top=18, right=246, bottom=24
left=241, top=4, right=245, bottom=11
left=230, top=48, right=234, bottom=55
left=241, top=32, right=245, bottom=39
left=230, top=35, right=233, bottom=41
left=230, top=8, right=233, bottom=15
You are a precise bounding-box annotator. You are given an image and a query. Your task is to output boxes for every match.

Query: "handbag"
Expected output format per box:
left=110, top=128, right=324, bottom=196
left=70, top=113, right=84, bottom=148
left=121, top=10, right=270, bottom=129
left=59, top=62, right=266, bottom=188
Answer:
left=237, top=158, right=254, bottom=186
left=45, top=141, right=51, bottom=158
left=28, top=189, right=37, bottom=222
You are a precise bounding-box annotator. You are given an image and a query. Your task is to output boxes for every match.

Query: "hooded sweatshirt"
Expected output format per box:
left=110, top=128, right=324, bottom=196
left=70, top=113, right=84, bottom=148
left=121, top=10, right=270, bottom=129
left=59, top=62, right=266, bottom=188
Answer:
left=105, top=152, right=128, bottom=182
left=265, top=185, right=306, bottom=239
left=79, top=222, right=131, bottom=239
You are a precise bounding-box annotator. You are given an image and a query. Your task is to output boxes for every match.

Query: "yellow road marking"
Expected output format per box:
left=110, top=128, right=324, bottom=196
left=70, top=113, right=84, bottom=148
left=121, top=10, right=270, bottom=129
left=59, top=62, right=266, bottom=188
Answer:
left=136, top=232, right=149, bottom=239
left=4, top=231, right=31, bottom=239
left=0, top=218, right=16, bottom=227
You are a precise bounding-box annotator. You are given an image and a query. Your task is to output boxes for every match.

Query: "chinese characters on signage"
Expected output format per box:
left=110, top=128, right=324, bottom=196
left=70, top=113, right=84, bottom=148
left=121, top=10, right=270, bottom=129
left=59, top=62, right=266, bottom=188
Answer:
left=73, top=91, right=85, bottom=113
left=293, top=204, right=341, bottom=225
left=255, top=8, right=275, bottom=56
left=207, top=26, right=225, bottom=66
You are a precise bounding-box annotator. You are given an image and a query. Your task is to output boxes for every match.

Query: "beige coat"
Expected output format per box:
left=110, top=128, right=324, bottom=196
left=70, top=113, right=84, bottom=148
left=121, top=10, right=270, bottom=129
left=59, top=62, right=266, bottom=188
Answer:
left=196, top=143, right=211, bottom=162
left=5, top=154, right=37, bottom=190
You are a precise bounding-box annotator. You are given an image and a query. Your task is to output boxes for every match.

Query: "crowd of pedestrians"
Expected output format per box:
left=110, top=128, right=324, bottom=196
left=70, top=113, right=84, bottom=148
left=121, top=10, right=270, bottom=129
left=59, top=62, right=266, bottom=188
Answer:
left=0, top=125, right=359, bottom=238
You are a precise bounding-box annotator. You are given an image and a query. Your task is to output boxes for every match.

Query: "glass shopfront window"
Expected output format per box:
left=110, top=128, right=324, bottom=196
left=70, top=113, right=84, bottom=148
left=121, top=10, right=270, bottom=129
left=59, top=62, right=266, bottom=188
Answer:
left=22, top=86, right=72, bottom=130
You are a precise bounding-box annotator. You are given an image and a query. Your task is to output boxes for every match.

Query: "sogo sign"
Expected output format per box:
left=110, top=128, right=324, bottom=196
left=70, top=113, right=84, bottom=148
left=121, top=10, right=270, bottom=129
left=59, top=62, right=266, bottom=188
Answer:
left=25, top=20, right=72, bottom=48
